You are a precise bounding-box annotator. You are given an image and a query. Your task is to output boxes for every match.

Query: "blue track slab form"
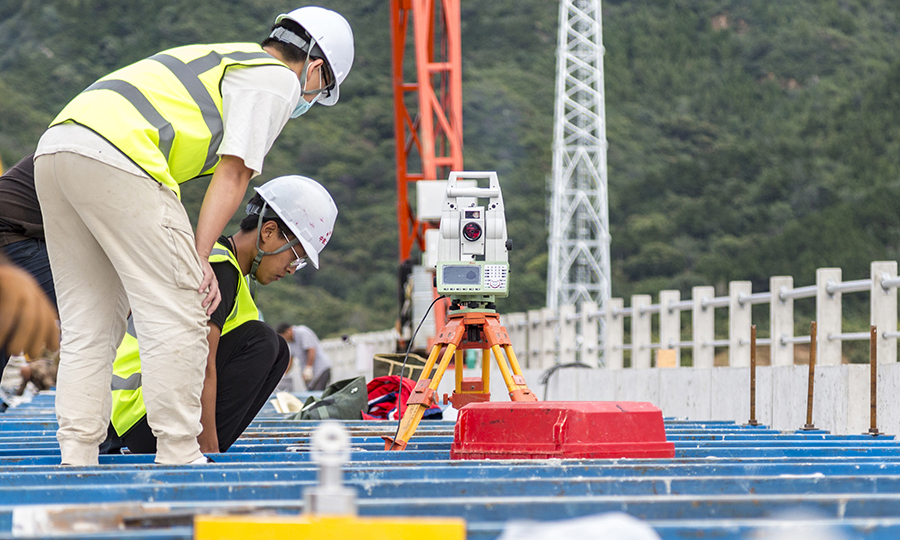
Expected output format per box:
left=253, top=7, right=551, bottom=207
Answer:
left=1, top=392, right=899, bottom=539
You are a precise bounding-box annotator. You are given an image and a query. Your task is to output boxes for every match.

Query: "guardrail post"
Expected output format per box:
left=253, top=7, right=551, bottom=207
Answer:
left=659, top=290, right=681, bottom=367
left=729, top=281, right=753, bottom=367
left=871, top=261, right=897, bottom=365
left=817, top=268, right=842, bottom=366
left=692, top=286, right=715, bottom=368
left=631, top=294, right=652, bottom=368
left=527, top=309, right=544, bottom=369
left=541, top=307, right=557, bottom=369
left=559, top=304, right=577, bottom=365
left=770, top=276, right=794, bottom=366
left=581, top=301, right=599, bottom=367
left=604, top=298, right=624, bottom=369
left=503, top=312, right=529, bottom=368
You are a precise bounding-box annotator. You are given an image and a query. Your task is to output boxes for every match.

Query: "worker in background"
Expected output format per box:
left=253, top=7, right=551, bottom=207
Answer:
left=277, top=323, right=332, bottom=391
left=0, top=154, right=57, bottom=375
left=33, top=7, right=354, bottom=465
left=107, top=176, right=337, bottom=455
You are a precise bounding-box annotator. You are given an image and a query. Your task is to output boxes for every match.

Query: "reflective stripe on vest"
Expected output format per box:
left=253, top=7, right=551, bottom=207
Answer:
left=110, top=325, right=143, bottom=436
left=109, top=241, right=260, bottom=436
left=50, top=44, right=290, bottom=197
left=111, top=372, right=142, bottom=392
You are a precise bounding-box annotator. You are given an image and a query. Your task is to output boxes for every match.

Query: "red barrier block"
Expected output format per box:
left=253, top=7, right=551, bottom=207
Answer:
left=450, top=401, right=675, bottom=460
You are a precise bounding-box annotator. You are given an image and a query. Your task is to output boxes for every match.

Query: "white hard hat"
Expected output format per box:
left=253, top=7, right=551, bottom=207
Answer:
left=255, top=175, right=337, bottom=269
left=274, top=6, right=354, bottom=106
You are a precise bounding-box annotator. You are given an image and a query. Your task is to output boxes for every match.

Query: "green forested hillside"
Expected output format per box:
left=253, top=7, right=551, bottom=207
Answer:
left=605, top=1, right=900, bottom=296
left=2, top=0, right=900, bottom=339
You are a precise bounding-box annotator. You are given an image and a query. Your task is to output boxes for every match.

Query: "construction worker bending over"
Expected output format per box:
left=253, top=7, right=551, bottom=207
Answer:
left=34, top=7, right=354, bottom=465
left=107, top=176, right=337, bottom=454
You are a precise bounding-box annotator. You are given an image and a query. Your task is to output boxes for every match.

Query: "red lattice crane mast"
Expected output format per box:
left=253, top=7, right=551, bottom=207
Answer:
left=390, top=0, right=463, bottom=349
left=390, top=0, right=463, bottom=261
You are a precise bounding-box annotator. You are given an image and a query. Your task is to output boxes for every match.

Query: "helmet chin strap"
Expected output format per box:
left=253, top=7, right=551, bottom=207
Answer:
left=249, top=202, right=301, bottom=298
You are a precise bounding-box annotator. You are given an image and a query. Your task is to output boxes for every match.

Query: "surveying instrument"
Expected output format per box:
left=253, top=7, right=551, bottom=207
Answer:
left=385, top=171, right=537, bottom=450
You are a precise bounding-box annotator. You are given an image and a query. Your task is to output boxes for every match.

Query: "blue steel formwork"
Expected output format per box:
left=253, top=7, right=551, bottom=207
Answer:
left=2, top=391, right=900, bottom=538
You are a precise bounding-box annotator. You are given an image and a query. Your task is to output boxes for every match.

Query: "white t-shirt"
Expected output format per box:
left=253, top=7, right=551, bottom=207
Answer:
left=36, top=62, right=300, bottom=180
left=218, top=64, right=299, bottom=176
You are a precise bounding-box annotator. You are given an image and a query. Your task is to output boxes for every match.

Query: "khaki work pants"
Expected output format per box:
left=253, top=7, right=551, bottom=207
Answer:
left=35, top=152, right=208, bottom=465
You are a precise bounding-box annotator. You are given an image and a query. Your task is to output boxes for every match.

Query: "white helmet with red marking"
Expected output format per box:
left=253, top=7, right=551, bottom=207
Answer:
left=255, top=175, right=337, bottom=269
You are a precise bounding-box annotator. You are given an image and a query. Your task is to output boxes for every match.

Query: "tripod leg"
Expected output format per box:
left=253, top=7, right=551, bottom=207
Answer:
left=482, top=349, right=491, bottom=393
left=455, top=349, right=463, bottom=393
left=386, top=343, right=458, bottom=450
left=492, top=344, right=538, bottom=402
left=504, top=344, right=525, bottom=376
left=417, top=343, right=443, bottom=384
left=492, top=344, right=517, bottom=391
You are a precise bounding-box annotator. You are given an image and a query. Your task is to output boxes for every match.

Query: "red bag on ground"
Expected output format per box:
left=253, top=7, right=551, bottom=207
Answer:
left=364, top=375, right=442, bottom=420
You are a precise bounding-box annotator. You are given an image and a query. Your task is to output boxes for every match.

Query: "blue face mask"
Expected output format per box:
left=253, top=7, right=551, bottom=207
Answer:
left=291, top=59, right=323, bottom=119
left=291, top=96, right=314, bottom=119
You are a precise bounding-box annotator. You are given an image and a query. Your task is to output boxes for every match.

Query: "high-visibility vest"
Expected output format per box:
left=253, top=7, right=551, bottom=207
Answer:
left=50, top=43, right=290, bottom=198
left=110, top=241, right=260, bottom=436
left=110, top=325, right=142, bottom=437
left=209, top=243, right=258, bottom=336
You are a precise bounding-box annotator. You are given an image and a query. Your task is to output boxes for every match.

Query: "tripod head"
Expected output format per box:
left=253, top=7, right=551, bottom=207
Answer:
left=436, top=171, right=510, bottom=310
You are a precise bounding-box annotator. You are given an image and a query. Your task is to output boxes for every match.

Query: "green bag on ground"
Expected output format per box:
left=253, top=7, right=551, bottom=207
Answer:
left=289, top=376, right=368, bottom=421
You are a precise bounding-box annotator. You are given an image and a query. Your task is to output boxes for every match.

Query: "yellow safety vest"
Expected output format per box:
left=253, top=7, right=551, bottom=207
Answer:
left=209, top=243, right=259, bottom=336
left=110, top=241, right=260, bottom=436
left=110, top=327, right=142, bottom=436
left=50, top=43, right=290, bottom=198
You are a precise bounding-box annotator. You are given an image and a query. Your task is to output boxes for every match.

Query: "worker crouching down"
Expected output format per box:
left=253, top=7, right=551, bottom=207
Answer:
left=106, top=176, right=337, bottom=455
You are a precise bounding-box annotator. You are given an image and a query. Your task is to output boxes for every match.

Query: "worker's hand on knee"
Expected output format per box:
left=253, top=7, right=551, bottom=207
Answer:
left=198, top=259, right=221, bottom=315
left=0, top=263, right=59, bottom=358
left=302, top=365, right=314, bottom=384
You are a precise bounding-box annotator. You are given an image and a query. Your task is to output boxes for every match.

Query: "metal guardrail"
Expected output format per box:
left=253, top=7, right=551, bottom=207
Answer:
left=779, top=284, right=818, bottom=301
left=327, top=262, right=900, bottom=372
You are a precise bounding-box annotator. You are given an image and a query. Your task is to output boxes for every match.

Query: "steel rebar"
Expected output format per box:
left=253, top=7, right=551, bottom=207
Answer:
left=868, top=325, right=882, bottom=436
left=802, top=321, right=817, bottom=431
left=746, top=325, right=760, bottom=427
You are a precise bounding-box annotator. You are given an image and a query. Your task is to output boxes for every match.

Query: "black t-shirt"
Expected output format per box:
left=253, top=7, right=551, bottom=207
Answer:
left=209, top=235, right=242, bottom=331
left=0, top=153, right=44, bottom=247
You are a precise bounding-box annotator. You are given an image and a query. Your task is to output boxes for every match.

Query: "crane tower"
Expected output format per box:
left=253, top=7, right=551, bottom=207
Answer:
left=547, top=0, right=611, bottom=360
left=391, top=0, right=463, bottom=349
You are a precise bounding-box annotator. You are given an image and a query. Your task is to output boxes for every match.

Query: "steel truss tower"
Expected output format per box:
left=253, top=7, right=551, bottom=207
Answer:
left=547, top=0, right=610, bottom=354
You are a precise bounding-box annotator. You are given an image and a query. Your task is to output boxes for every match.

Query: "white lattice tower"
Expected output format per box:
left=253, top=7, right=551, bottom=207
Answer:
left=547, top=0, right=610, bottom=358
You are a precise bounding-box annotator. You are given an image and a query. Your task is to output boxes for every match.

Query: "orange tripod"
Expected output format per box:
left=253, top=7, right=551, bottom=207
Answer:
left=384, top=308, right=537, bottom=450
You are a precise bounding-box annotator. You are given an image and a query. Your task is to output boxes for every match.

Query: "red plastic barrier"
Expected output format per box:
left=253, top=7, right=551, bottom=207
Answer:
left=450, top=401, right=675, bottom=460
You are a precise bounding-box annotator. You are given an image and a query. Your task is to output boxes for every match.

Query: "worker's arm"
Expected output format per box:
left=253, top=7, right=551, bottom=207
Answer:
left=302, top=348, right=316, bottom=384
left=195, top=155, right=254, bottom=315
left=198, top=323, right=220, bottom=454
left=0, top=254, right=59, bottom=359
left=198, top=250, right=240, bottom=453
